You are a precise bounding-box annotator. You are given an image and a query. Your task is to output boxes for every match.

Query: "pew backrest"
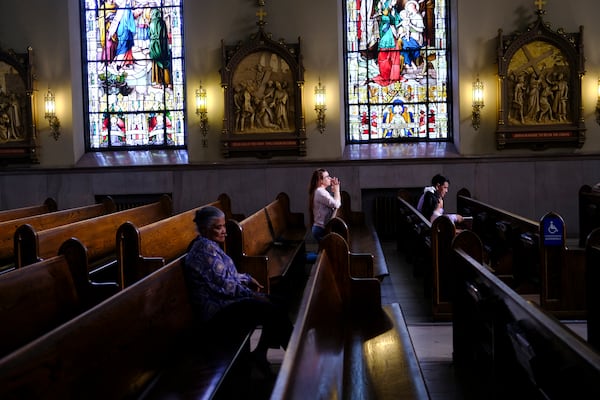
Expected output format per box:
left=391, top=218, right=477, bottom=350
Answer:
left=0, top=237, right=119, bottom=359
left=579, top=184, right=600, bottom=247
left=0, top=197, right=116, bottom=263
left=0, top=255, right=192, bottom=399
left=117, top=193, right=240, bottom=288
left=452, top=231, right=600, bottom=398
left=225, top=192, right=306, bottom=293
left=14, top=194, right=172, bottom=269
left=0, top=198, right=57, bottom=223
left=586, top=227, right=600, bottom=352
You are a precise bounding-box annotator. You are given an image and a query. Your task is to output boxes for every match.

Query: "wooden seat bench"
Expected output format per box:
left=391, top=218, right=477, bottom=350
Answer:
left=451, top=230, right=600, bottom=399
left=116, top=193, right=243, bottom=289
left=397, top=195, right=432, bottom=275
left=579, top=184, right=600, bottom=247
left=0, top=237, right=119, bottom=359
left=585, top=227, right=600, bottom=352
left=397, top=196, right=458, bottom=321
left=0, top=197, right=116, bottom=272
left=13, top=194, right=172, bottom=281
left=458, top=189, right=587, bottom=319
left=225, top=192, right=306, bottom=294
left=0, top=198, right=57, bottom=223
left=0, top=254, right=252, bottom=400
left=271, top=232, right=429, bottom=399
left=327, top=190, right=389, bottom=280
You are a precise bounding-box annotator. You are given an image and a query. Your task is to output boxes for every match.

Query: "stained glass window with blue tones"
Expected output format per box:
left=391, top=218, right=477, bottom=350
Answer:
left=345, top=0, right=451, bottom=142
left=82, top=0, right=185, bottom=149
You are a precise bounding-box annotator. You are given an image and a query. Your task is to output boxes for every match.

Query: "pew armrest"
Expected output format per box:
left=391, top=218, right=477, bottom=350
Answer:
left=237, top=255, right=269, bottom=293
left=349, top=253, right=374, bottom=278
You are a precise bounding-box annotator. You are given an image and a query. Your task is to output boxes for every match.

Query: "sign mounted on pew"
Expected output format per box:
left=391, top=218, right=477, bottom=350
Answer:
left=541, top=213, right=564, bottom=247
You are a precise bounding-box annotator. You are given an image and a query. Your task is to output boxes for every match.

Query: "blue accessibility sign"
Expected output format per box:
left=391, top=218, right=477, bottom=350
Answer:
left=542, top=216, right=563, bottom=247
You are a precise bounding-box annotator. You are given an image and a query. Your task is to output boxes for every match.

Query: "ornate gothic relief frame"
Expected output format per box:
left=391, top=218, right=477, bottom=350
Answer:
left=220, top=26, right=306, bottom=158
left=0, top=46, right=37, bottom=165
left=496, top=11, right=585, bottom=150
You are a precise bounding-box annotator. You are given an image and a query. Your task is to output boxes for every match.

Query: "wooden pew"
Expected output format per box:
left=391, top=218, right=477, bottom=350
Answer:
left=0, top=197, right=116, bottom=272
left=225, top=192, right=306, bottom=294
left=585, top=227, right=600, bottom=352
left=13, top=195, right=172, bottom=278
left=397, top=195, right=432, bottom=275
left=327, top=190, right=389, bottom=280
left=579, top=184, right=600, bottom=247
left=271, top=232, right=429, bottom=399
left=395, top=195, right=473, bottom=321
left=451, top=230, right=600, bottom=399
left=116, top=193, right=243, bottom=289
left=0, top=254, right=252, bottom=399
left=458, top=189, right=586, bottom=319
left=0, top=238, right=119, bottom=359
left=0, top=198, right=57, bottom=223
left=457, top=188, right=540, bottom=289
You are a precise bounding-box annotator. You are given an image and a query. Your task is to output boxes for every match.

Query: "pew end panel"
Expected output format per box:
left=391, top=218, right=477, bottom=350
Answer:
left=321, top=233, right=382, bottom=313
left=579, top=184, right=600, bottom=248
left=326, top=214, right=388, bottom=281
left=216, top=192, right=245, bottom=221
left=274, top=192, right=306, bottom=236
left=586, top=227, right=600, bottom=352
left=337, top=190, right=366, bottom=226
left=430, top=215, right=456, bottom=321
left=539, top=212, right=587, bottom=319
left=13, top=223, right=40, bottom=269
left=58, top=237, right=120, bottom=308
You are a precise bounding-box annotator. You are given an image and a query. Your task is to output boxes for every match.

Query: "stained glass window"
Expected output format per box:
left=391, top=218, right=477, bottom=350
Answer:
left=81, top=0, right=185, bottom=150
left=345, top=0, right=450, bottom=142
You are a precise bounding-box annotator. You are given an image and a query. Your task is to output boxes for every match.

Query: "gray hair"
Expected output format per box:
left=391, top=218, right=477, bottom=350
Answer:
left=193, top=206, right=225, bottom=232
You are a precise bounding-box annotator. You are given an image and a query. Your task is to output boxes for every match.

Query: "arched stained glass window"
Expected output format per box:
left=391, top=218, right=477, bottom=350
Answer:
left=345, top=0, right=451, bottom=142
left=81, top=0, right=185, bottom=150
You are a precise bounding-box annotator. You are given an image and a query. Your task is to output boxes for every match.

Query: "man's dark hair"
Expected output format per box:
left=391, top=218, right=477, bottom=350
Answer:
left=431, top=174, right=449, bottom=187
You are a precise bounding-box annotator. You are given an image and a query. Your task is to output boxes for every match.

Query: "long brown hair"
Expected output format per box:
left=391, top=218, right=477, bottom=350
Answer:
left=308, top=168, right=326, bottom=226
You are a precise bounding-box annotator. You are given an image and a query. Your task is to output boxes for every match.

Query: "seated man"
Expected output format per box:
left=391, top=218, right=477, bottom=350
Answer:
left=417, top=173, right=464, bottom=224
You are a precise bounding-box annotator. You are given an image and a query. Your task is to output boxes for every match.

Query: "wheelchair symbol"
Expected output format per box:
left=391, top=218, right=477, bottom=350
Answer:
left=547, top=220, right=559, bottom=234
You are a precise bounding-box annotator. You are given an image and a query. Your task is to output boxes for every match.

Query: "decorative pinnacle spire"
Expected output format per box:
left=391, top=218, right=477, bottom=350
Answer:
left=256, top=0, right=267, bottom=27
left=534, top=0, right=547, bottom=16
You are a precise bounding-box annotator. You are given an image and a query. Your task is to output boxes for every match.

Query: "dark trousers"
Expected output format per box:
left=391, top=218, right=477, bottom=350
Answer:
left=207, top=296, right=293, bottom=351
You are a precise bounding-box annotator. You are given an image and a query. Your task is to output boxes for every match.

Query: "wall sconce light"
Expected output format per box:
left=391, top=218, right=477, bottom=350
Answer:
left=472, top=77, right=484, bottom=130
left=195, top=83, right=208, bottom=147
left=595, top=78, right=600, bottom=126
left=44, top=88, right=61, bottom=140
left=314, top=78, right=327, bottom=133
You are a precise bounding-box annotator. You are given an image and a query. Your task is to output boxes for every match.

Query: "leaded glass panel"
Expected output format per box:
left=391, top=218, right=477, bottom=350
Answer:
left=345, top=0, right=451, bottom=143
left=82, top=0, right=185, bottom=150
